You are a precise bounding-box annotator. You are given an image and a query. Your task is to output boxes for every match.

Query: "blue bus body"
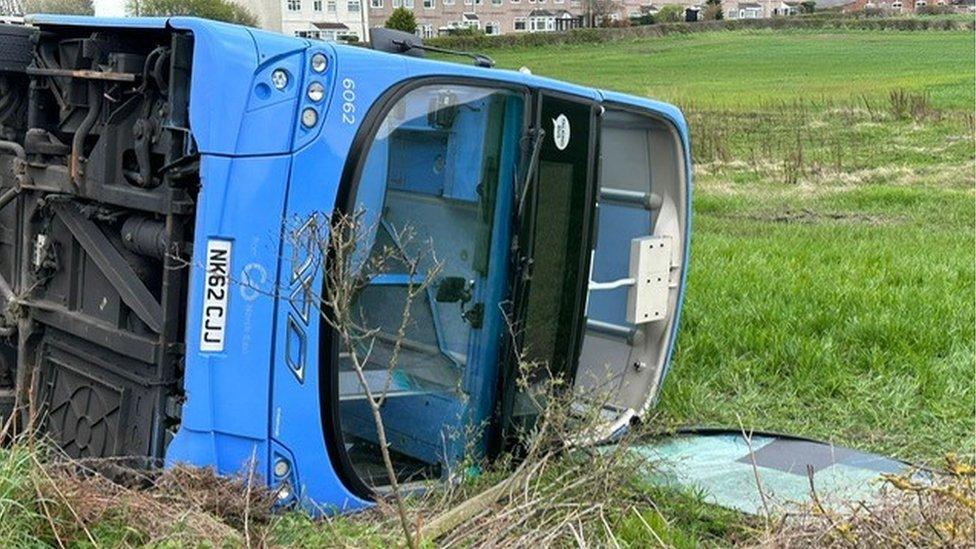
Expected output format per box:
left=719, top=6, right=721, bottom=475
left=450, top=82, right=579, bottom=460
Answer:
left=9, top=16, right=691, bottom=513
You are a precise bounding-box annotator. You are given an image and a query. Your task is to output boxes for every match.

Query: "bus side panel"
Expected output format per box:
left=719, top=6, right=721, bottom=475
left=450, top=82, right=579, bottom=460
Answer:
left=166, top=154, right=289, bottom=477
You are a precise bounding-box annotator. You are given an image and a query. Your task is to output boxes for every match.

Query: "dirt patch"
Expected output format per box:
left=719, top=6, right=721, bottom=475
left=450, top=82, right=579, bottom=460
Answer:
left=720, top=208, right=899, bottom=225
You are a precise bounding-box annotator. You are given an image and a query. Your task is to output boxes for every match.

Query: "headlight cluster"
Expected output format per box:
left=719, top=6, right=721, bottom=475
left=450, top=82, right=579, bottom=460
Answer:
left=302, top=52, right=329, bottom=129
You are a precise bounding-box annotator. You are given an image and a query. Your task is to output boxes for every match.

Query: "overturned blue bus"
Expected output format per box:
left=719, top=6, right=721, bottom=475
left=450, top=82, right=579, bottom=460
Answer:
left=0, top=16, right=690, bottom=512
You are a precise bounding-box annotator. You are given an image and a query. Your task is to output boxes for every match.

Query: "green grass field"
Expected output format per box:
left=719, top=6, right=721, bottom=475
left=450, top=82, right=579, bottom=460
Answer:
left=486, top=29, right=975, bottom=463
left=3, top=27, right=974, bottom=547
left=488, top=30, right=975, bottom=111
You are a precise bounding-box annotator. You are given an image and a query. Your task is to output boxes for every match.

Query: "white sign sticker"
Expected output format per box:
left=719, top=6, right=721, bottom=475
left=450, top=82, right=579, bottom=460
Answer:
left=200, top=239, right=232, bottom=352
left=552, top=114, right=571, bottom=151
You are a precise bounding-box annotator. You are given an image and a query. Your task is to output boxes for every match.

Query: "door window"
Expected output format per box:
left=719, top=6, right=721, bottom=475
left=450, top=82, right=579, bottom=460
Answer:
left=338, top=85, right=525, bottom=486
left=499, top=94, right=598, bottom=443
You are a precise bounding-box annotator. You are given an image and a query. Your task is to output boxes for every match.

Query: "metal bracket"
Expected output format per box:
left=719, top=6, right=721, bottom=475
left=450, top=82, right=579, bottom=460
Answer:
left=627, top=236, right=672, bottom=324
left=587, top=236, right=673, bottom=325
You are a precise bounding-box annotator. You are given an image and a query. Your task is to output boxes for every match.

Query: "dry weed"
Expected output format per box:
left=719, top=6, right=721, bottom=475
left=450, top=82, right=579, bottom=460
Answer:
left=15, top=443, right=276, bottom=546
left=756, top=455, right=976, bottom=548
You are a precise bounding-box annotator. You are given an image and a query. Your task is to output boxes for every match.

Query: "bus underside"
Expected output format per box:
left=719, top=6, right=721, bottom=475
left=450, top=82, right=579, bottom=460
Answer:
left=0, top=22, right=196, bottom=463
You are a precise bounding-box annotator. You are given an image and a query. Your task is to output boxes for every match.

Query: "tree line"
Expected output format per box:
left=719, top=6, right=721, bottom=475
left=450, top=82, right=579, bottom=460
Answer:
left=0, top=0, right=257, bottom=26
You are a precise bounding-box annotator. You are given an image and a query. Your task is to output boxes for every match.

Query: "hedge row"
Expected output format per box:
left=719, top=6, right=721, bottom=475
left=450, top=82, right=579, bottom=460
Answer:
left=424, top=15, right=973, bottom=50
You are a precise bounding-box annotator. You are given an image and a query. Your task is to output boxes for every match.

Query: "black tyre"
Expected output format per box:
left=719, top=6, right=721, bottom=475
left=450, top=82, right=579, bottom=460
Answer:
left=0, top=24, right=33, bottom=74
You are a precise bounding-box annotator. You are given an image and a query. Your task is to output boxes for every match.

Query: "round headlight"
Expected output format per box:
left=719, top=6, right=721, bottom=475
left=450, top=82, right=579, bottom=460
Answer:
left=274, top=458, right=291, bottom=478
left=271, top=69, right=289, bottom=90
left=307, top=82, right=325, bottom=103
left=301, top=108, right=318, bottom=128
left=311, top=53, right=328, bottom=73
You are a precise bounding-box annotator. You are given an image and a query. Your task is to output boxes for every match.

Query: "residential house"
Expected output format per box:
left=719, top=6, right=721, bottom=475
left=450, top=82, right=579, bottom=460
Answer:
left=368, top=0, right=584, bottom=37
left=772, top=0, right=802, bottom=13
left=280, top=0, right=369, bottom=41
left=726, top=1, right=765, bottom=17
left=840, top=0, right=960, bottom=12
left=228, top=0, right=818, bottom=40
left=528, top=9, right=582, bottom=31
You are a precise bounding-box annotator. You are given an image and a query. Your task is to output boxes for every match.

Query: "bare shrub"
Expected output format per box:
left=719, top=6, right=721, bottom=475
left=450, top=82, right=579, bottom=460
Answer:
left=688, top=111, right=732, bottom=164
left=916, top=4, right=955, bottom=15
left=408, top=343, right=658, bottom=546
left=783, top=129, right=805, bottom=185
left=291, top=209, right=664, bottom=546
left=299, top=210, right=443, bottom=549
left=0, top=437, right=274, bottom=546
left=888, top=89, right=939, bottom=123
left=756, top=455, right=976, bottom=547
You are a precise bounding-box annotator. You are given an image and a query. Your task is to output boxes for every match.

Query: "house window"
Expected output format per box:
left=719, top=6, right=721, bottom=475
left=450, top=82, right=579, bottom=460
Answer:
left=424, top=0, right=435, bottom=7
left=393, top=0, right=402, bottom=6
left=464, top=0, right=472, bottom=5
left=298, top=29, right=340, bottom=40
left=492, top=0, right=502, bottom=5
left=349, top=0, right=361, bottom=10
left=404, top=0, right=414, bottom=7
left=418, top=23, right=434, bottom=37
left=484, top=20, right=502, bottom=33
left=328, top=0, right=337, bottom=11
left=443, top=0, right=454, bottom=5
left=529, top=16, right=553, bottom=30
left=371, top=0, right=383, bottom=6
left=459, top=15, right=481, bottom=28
left=287, top=0, right=302, bottom=10
left=313, top=0, right=322, bottom=9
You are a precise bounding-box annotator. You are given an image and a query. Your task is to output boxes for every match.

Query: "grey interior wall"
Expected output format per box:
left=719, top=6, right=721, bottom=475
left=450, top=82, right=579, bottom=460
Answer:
left=574, top=110, right=688, bottom=432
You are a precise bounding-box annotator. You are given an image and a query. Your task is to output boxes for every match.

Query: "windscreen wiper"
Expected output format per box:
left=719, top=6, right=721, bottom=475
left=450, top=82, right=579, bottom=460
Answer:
left=516, top=126, right=545, bottom=219
left=370, top=28, right=495, bottom=68
left=394, top=41, right=495, bottom=69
